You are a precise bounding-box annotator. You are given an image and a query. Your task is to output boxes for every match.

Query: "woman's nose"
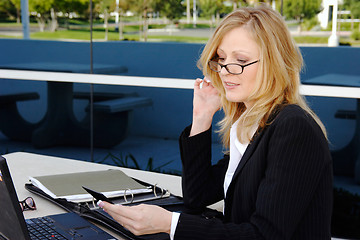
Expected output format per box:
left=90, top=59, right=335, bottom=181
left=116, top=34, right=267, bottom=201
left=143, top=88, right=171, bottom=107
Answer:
left=219, top=65, right=229, bottom=75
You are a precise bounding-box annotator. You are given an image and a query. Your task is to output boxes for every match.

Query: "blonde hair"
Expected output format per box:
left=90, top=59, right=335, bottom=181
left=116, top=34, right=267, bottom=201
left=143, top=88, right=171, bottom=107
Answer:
left=198, top=5, right=327, bottom=148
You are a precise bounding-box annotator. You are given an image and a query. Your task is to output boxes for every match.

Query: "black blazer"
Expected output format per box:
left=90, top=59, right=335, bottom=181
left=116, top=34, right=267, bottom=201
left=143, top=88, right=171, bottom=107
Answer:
left=175, top=104, right=333, bottom=240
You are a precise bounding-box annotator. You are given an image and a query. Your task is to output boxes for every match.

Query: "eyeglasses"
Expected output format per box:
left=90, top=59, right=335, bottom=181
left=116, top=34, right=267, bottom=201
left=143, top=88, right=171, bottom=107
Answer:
left=19, top=197, right=37, bottom=212
left=208, top=59, right=259, bottom=75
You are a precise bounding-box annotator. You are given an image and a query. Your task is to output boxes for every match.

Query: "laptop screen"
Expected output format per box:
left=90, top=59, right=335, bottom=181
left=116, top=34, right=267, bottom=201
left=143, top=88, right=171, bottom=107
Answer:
left=0, top=156, right=30, bottom=240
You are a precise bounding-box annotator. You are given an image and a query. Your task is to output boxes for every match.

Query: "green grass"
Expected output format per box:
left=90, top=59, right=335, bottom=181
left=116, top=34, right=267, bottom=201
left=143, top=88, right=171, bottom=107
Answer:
left=293, top=36, right=329, bottom=44
left=31, top=29, right=112, bottom=40
left=0, top=34, right=19, bottom=39
left=23, top=28, right=209, bottom=43
left=147, top=35, right=209, bottom=43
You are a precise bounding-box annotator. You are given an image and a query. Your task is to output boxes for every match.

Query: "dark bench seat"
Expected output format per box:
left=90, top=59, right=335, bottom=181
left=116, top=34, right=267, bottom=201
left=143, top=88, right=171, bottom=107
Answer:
left=76, top=92, right=153, bottom=148
left=335, top=110, right=357, bottom=120
left=0, top=92, right=39, bottom=104
left=92, top=97, right=152, bottom=113
left=0, top=92, right=41, bottom=142
left=73, top=91, right=137, bottom=101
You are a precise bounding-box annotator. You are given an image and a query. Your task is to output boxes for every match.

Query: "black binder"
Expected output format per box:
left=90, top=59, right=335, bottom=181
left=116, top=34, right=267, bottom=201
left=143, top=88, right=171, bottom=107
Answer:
left=25, top=178, right=186, bottom=240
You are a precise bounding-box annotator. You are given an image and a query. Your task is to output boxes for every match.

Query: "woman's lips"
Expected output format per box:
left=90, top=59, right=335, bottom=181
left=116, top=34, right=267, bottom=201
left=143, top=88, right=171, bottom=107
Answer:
left=224, top=81, right=239, bottom=88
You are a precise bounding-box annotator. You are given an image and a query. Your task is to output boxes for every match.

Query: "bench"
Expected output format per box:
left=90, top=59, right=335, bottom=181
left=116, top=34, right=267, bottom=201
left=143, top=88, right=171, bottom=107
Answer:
left=75, top=91, right=153, bottom=113
left=74, top=92, right=152, bottom=148
left=92, top=97, right=153, bottom=113
left=0, top=92, right=42, bottom=142
left=0, top=92, right=40, bottom=104
left=335, top=110, right=357, bottom=120
left=73, top=91, right=137, bottom=101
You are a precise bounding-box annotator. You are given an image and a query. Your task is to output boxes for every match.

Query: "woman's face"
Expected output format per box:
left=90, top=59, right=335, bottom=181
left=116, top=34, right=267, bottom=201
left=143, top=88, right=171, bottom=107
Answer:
left=216, top=26, right=260, bottom=108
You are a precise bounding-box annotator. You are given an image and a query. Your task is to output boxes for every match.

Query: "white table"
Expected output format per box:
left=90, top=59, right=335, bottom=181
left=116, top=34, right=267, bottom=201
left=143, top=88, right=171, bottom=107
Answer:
left=3, top=151, right=347, bottom=239
left=3, top=152, right=185, bottom=239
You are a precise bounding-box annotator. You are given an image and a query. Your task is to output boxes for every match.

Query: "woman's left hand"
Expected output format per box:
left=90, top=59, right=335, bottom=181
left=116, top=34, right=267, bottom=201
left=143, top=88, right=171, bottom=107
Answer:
left=98, top=201, right=172, bottom=236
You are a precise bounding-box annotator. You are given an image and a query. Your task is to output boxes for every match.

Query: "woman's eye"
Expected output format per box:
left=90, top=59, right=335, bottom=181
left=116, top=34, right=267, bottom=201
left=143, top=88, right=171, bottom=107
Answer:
left=237, top=59, right=247, bottom=63
left=218, top=58, right=225, bottom=62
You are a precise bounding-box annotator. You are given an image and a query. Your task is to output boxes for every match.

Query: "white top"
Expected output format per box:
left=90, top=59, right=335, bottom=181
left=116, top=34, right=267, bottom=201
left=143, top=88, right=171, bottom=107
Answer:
left=223, top=119, right=249, bottom=198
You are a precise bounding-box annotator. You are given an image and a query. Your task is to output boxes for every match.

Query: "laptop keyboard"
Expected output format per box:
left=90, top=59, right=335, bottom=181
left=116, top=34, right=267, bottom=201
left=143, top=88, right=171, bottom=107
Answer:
left=26, top=216, right=67, bottom=240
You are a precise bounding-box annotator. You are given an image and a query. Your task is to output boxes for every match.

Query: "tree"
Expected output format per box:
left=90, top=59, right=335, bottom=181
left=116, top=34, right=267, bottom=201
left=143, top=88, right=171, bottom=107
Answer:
left=29, top=0, right=54, bottom=32
left=129, top=0, right=154, bottom=41
left=8, top=0, right=21, bottom=23
left=116, top=0, right=133, bottom=40
left=154, top=0, right=185, bottom=22
left=283, top=0, right=322, bottom=31
left=198, top=0, right=219, bottom=27
left=0, top=0, right=17, bottom=21
left=94, top=0, right=115, bottom=41
left=55, top=0, right=88, bottom=29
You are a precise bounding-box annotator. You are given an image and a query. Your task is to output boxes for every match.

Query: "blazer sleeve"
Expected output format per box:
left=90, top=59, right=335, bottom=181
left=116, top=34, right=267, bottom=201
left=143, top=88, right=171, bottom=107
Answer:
left=175, top=110, right=332, bottom=239
left=179, top=125, right=229, bottom=209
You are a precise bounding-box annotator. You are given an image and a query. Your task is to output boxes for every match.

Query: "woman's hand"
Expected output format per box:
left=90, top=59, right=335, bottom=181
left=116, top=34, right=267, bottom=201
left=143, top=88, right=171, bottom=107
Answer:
left=190, top=77, right=221, bottom=136
left=98, top=202, right=172, bottom=236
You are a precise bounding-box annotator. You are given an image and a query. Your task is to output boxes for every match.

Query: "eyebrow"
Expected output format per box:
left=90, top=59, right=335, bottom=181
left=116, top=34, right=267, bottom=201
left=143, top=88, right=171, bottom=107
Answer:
left=217, top=48, right=252, bottom=56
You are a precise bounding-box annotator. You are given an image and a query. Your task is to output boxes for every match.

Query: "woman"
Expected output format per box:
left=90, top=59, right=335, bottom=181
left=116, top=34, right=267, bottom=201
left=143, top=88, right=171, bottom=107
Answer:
left=99, top=5, right=333, bottom=239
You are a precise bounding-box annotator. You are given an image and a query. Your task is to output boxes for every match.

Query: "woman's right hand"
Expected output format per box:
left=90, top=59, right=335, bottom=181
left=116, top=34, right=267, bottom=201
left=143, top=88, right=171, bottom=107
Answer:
left=190, top=77, right=221, bottom=136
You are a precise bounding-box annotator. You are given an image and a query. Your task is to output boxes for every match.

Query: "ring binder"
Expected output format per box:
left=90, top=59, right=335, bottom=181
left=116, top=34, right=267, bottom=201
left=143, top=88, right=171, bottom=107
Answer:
left=24, top=179, right=186, bottom=240
left=153, top=184, right=167, bottom=198
left=123, top=188, right=134, bottom=203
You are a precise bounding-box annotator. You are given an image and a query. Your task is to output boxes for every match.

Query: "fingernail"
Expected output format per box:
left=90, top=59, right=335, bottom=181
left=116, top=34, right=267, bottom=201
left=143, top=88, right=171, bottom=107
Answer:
left=97, top=200, right=104, bottom=208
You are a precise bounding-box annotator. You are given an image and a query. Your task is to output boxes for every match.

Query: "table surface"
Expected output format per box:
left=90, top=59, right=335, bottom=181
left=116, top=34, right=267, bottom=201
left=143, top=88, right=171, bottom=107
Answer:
left=2, top=152, right=198, bottom=239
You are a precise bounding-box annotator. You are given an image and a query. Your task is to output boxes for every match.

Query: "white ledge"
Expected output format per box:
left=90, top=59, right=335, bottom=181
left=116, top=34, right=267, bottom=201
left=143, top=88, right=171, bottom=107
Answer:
left=1, top=69, right=359, bottom=99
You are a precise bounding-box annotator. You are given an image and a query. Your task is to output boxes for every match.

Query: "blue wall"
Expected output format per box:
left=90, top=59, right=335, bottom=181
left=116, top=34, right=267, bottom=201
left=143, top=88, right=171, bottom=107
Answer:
left=0, top=39, right=359, bottom=149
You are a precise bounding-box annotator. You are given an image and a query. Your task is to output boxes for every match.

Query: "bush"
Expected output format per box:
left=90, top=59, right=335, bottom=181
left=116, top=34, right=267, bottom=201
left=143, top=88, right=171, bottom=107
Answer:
left=301, top=17, right=319, bottom=31
left=351, top=30, right=360, bottom=41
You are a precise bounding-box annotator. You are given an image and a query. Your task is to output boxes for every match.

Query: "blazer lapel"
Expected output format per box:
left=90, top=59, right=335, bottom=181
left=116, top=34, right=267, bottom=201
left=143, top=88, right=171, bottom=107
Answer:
left=230, top=104, right=283, bottom=180
left=231, top=131, right=263, bottom=181
left=223, top=131, right=264, bottom=219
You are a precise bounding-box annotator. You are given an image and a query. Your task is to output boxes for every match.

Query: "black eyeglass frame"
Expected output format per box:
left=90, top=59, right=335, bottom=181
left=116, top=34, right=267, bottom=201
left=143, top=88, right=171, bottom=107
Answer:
left=208, top=59, right=260, bottom=75
left=19, top=196, right=37, bottom=212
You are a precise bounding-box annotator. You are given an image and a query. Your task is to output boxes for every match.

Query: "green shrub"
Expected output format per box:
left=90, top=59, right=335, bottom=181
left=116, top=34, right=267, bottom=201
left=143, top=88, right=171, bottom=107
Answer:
left=351, top=30, right=360, bottom=41
left=301, top=17, right=319, bottom=31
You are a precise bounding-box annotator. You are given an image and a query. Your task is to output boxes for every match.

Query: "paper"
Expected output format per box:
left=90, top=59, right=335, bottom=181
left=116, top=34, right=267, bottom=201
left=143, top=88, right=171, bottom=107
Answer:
left=29, top=169, right=152, bottom=202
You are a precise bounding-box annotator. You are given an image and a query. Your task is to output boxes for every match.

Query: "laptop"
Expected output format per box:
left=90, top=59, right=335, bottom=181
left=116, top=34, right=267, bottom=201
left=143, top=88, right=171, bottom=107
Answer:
left=0, top=156, right=116, bottom=240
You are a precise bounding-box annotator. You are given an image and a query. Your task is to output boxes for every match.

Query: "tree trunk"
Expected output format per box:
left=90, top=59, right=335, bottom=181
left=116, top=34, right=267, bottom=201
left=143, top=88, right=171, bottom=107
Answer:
left=119, top=11, right=124, bottom=40
left=50, top=8, right=58, bottom=32
left=37, top=16, right=46, bottom=32
left=104, top=9, right=108, bottom=41
left=16, top=8, right=20, bottom=24
left=139, top=15, right=142, bottom=41
left=143, top=9, right=148, bottom=42
left=186, top=0, right=190, bottom=24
